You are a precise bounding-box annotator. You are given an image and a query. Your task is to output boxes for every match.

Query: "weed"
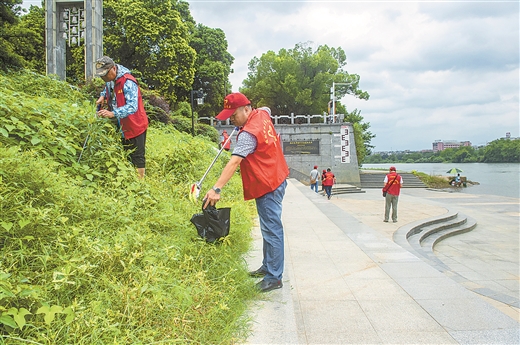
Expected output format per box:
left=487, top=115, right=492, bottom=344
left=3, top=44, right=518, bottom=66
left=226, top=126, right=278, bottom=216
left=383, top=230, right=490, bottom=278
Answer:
left=0, top=70, right=257, bottom=344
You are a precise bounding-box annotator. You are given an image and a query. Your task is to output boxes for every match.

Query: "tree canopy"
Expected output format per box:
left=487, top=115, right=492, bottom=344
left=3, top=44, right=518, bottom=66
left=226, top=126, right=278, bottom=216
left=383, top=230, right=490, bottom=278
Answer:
left=102, top=0, right=197, bottom=104
left=0, top=0, right=27, bottom=70
left=365, top=138, right=520, bottom=164
left=189, top=23, right=234, bottom=118
left=241, top=42, right=369, bottom=115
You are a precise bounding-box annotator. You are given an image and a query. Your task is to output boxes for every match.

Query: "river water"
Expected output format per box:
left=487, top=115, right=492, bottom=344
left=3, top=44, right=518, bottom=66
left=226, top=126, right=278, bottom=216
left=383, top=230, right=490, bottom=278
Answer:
left=361, top=163, right=520, bottom=199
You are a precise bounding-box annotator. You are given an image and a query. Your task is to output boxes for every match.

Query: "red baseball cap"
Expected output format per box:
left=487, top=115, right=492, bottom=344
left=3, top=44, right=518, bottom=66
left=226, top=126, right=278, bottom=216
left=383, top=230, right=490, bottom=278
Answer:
left=216, top=93, right=251, bottom=120
left=314, top=165, right=318, bottom=169
left=390, top=166, right=396, bottom=171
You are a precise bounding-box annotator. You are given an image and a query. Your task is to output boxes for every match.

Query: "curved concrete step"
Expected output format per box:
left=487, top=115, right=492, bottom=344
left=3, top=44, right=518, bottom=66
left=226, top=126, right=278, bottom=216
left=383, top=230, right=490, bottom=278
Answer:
left=391, top=211, right=520, bottom=308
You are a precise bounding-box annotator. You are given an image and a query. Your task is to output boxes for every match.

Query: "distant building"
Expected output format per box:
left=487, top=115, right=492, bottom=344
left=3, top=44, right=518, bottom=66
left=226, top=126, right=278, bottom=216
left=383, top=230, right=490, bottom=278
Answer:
left=432, top=140, right=471, bottom=152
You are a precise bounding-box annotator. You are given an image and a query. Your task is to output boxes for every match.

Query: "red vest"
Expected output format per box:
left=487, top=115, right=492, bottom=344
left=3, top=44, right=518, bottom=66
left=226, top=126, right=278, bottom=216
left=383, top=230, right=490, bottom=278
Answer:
left=114, top=74, right=148, bottom=139
left=239, top=109, right=289, bottom=200
left=384, top=172, right=402, bottom=195
left=322, top=172, right=335, bottom=186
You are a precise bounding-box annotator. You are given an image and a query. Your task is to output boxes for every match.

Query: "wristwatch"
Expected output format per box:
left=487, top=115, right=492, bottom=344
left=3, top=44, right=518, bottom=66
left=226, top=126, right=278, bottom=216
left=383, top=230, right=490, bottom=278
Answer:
left=212, top=186, right=221, bottom=194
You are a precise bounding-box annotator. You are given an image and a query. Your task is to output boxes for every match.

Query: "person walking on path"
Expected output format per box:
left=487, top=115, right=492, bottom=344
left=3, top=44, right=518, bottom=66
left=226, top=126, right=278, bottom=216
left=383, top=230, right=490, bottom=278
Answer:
left=321, top=169, right=326, bottom=192
left=203, top=92, right=289, bottom=292
left=322, top=168, right=336, bottom=200
left=220, top=130, right=231, bottom=151
left=383, top=166, right=403, bottom=222
left=95, top=56, right=149, bottom=179
left=309, top=165, right=320, bottom=193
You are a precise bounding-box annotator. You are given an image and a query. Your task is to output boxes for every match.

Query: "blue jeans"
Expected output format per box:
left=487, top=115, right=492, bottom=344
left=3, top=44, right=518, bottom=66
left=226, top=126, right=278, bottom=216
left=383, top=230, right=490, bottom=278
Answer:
left=310, top=181, right=319, bottom=193
left=255, top=180, right=287, bottom=282
left=324, top=185, right=332, bottom=198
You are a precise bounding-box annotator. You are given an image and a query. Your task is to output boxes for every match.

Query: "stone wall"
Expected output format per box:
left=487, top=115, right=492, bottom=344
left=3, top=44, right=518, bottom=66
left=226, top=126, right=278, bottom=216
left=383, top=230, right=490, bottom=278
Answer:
left=215, top=122, right=361, bottom=186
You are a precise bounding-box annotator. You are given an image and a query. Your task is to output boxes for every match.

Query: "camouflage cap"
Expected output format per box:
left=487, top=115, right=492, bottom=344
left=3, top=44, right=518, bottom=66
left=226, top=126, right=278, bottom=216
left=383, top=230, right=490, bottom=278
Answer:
left=95, top=56, right=115, bottom=77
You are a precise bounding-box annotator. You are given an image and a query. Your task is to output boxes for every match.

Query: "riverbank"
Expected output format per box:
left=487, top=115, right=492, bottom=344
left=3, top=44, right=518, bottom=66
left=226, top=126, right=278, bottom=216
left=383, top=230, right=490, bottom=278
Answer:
left=361, top=163, right=519, bottom=198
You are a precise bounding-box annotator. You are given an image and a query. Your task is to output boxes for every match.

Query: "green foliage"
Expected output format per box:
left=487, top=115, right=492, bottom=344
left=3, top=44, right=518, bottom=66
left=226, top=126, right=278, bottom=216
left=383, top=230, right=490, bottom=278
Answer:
left=0, top=70, right=257, bottom=344
left=241, top=42, right=369, bottom=115
left=103, top=0, right=197, bottom=104
left=0, top=0, right=25, bottom=70
left=366, top=140, right=519, bottom=164
left=482, top=138, right=520, bottom=163
left=189, top=24, right=234, bottom=118
left=412, top=170, right=451, bottom=188
left=345, top=109, right=375, bottom=166
left=10, top=4, right=45, bottom=73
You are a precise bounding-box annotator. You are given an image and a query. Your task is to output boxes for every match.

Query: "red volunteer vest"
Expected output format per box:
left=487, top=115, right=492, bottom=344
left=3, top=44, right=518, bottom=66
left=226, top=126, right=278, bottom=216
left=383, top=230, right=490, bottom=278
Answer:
left=114, top=74, right=148, bottom=139
left=239, top=109, right=289, bottom=200
left=322, top=172, right=335, bottom=186
left=384, top=172, right=402, bottom=195
left=221, top=132, right=230, bottom=150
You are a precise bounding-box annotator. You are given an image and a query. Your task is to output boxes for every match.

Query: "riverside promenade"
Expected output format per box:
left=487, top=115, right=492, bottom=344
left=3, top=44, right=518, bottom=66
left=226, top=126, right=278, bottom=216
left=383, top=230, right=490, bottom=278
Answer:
left=244, top=179, right=519, bottom=345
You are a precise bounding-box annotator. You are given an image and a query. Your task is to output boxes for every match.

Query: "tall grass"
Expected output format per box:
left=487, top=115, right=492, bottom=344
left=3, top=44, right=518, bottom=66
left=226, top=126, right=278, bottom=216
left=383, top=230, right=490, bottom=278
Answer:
left=0, top=71, right=258, bottom=344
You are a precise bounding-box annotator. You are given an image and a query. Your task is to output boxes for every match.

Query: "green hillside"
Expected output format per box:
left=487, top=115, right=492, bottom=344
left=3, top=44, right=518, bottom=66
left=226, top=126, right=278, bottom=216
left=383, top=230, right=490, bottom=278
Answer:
left=0, top=71, right=257, bottom=344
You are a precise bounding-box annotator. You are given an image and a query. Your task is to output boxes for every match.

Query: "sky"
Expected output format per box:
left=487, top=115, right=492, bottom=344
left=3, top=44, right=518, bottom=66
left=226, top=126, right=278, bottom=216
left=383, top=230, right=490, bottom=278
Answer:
left=21, top=0, right=519, bottom=151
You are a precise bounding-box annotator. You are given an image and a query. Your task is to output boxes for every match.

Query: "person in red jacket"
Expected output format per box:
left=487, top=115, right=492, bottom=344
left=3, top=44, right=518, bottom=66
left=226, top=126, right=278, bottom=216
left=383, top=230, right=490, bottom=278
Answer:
left=383, top=166, right=403, bottom=222
left=220, top=130, right=231, bottom=151
left=203, top=92, right=289, bottom=292
left=322, top=168, right=336, bottom=200
left=95, top=56, right=149, bottom=179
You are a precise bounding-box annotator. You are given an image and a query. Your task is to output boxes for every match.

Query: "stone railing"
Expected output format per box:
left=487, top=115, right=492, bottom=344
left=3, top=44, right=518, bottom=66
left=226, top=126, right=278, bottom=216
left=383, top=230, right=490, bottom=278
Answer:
left=198, top=113, right=345, bottom=126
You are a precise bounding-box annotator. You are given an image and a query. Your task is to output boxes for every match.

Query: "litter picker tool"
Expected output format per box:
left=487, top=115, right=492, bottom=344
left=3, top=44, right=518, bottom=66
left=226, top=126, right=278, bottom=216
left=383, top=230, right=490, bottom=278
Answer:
left=189, top=127, right=238, bottom=202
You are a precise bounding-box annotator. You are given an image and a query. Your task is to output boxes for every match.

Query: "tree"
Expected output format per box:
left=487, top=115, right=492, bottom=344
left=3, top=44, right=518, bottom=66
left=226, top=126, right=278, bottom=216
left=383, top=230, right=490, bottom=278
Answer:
left=344, top=109, right=375, bottom=166
left=189, top=24, right=234, bottom=118
left=483, top=138, right=520, bottom=163
left=102, top=0, right=197, bottom=104
left=241, top=42, right=369, bottom=115
left=0, top=0, right=25, bottom=70
left=13, top=5, right=45, bottom=73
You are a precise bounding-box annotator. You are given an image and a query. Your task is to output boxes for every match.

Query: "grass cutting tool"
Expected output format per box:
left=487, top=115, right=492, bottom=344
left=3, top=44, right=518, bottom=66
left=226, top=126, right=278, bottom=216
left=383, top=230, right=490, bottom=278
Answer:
left=189, top=127, right=238, bottom=202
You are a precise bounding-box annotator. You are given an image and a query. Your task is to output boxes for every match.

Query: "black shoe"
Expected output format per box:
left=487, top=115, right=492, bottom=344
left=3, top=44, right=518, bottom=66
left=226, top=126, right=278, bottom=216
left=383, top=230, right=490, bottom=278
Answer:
left=249, top=267, right=267, bottom=277
left=383, top=220, right=389, bottom=222
left=256, top=279, right=283, bottom=292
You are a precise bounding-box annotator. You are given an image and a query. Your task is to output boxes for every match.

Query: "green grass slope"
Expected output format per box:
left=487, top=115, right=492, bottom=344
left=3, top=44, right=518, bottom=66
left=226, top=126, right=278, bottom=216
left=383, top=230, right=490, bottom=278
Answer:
left=0, top=71, right=257, bottom=344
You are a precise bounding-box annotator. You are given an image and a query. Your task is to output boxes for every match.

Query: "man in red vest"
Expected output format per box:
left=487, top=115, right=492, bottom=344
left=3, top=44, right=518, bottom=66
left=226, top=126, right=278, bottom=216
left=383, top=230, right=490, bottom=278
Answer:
left=203, top=92, right=289, bottom=292
left=220, top=130, right=231, bottom=151
left=322, top=168, right=336, bottom=200
left=383, top=166, right=403, bottom=222
left=95, top=56, right=149, bottom=179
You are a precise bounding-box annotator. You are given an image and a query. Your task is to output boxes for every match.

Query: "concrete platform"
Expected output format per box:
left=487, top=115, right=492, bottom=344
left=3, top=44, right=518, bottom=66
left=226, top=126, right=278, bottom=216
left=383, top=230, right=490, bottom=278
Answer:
left=244, top=179, right=519, bottom=345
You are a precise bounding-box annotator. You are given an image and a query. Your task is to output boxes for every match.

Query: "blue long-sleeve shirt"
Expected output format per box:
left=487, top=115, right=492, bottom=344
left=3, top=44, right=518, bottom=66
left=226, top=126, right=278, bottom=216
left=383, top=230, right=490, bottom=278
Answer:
left=100, top=64, right=139, bottom=119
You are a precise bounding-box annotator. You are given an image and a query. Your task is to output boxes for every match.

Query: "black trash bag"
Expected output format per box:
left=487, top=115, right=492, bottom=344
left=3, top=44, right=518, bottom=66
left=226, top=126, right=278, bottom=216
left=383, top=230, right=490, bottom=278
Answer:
left=190, top=202, right=231, bottom=243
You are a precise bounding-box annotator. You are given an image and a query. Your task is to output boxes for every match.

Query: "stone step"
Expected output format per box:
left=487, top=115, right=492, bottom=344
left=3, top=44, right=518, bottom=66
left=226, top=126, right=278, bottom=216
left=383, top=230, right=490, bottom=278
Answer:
left=393, top=211, right=477, bottom=269
left=318, top=184, right=365, bottom=195
left=360, top=171, right=426, bottom=188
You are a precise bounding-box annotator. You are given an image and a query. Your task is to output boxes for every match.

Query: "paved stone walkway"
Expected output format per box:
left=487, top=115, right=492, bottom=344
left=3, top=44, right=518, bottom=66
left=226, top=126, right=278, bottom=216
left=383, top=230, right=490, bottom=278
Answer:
left=244, top=179, right=519, bottom=345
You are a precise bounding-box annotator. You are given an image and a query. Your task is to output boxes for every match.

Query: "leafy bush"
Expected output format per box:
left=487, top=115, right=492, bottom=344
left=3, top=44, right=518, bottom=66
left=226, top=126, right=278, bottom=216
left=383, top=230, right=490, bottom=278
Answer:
left=0, top=70, right=257, bottom=344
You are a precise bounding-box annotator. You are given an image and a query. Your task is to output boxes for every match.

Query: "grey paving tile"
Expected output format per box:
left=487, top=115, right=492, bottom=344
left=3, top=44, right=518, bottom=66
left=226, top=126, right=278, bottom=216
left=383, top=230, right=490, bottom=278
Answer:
left=295, top=276, right=356, bottom=302
left=380, top=261, right=443, bottom=279
left=419, top=298, right=519, bottom=330
left=299, top=299, right=382, bottom=344
left=449, top=328, right=520, bottom=345
left=358, top=300, right=446, bottom=332
left=378, top=331, right=458, bottom=344
left=347, top=278, right=412, bottom=301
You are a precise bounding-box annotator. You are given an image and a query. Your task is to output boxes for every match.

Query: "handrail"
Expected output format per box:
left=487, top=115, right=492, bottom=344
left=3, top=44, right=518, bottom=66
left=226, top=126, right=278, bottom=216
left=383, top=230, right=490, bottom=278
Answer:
left=198, top=113, right=346, bottom=126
